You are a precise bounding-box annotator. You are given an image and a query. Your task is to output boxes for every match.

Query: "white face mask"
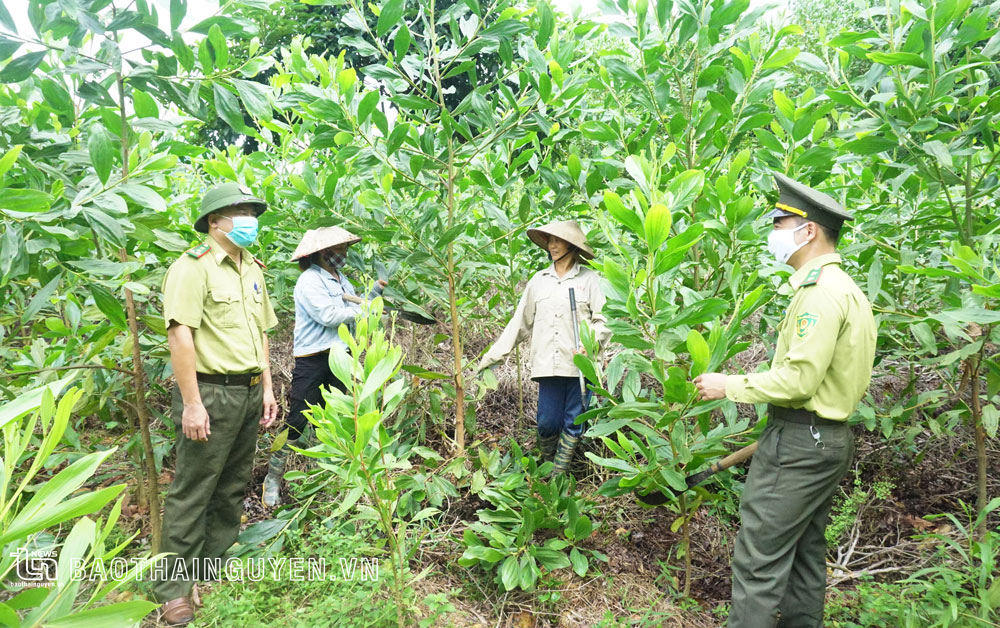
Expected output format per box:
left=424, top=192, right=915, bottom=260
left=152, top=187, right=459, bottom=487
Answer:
left=767, top=223, right=809, bottom=264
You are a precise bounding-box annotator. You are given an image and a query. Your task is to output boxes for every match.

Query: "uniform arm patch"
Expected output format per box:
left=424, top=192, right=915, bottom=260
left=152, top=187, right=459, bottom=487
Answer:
left=796, top=312, right=819, bottom=337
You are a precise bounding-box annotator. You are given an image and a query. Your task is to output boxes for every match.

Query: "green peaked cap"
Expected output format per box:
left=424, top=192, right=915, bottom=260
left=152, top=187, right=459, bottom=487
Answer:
left=764, top=172, right=854, bottom=232
left=194, top=182, right=267, bottom=233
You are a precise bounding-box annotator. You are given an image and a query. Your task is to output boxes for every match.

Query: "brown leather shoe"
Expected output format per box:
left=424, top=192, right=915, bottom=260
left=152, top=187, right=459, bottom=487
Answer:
left=160, top=597, right=194, bottom=625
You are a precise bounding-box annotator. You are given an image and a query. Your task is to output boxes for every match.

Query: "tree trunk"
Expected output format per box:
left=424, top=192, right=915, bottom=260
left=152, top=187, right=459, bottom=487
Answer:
left=117, top=71, right=162, bottom=552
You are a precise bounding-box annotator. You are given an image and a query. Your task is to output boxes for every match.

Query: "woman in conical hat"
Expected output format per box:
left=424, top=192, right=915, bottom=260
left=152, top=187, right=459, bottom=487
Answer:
left=478, top=220, right=611, bottom=475
left=262, top=226, right=387, bottom=507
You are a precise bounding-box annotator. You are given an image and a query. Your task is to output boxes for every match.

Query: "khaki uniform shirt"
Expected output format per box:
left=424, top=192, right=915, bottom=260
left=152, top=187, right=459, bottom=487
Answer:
left=162, top=236, right=278, bottom=375
left=479, top=263, right=611, bottom=379
left=725, top=253, right=877, bottom=421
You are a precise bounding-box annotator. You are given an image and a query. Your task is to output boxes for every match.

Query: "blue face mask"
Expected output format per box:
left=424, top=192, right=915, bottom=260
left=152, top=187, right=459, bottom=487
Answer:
left=222, top=215, right=259, bottom=248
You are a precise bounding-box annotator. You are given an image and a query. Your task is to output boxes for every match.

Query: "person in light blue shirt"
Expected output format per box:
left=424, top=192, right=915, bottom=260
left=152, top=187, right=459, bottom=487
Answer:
left=262, top=226, right=386, bottom=507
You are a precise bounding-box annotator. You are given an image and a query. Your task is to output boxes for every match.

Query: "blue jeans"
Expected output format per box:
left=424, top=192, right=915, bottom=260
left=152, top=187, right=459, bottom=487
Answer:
left=536, top=377, right=590, bottom=438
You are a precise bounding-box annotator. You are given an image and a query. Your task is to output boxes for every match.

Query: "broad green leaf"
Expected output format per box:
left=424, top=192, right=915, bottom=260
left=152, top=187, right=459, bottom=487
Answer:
left=0, top=35, right=21, bottom=61
left=762, top=47, right=799, bottom=70
left=232, top=79, right=271, bottom=120
left=499, top=555, right=519, bottom=591
left=667, top=169, right=705, bottom=210
left=603, top=191, right=643, bottom=235
left=0, top=143, right=21, bottom=177
left=579, top=120, right=617, bottom=141
left=867, top=51, right=928, bottom=68
left=170, top=0, right=187, bottom=31
left=119, top=184, right=166, bottom=212
left=687, top=329, right=710, bottom=376
left=0, top=51, right=46, bottom=82
left=213, top=83, right=248, bottom=133
left=356, top=90, right=380, bottom=124
left=0, top=188, right=52, bottom=212
left=0, top=449, right=122, bottom=544
left=90, top=284, right=127, bottom=330
left=208, top=23, right=229, bottom=69
left=0, top=1, right=15, bottom=31
left=377, top=0, right=405, bottom=37
left=0, top=376, right=76, bottom=429
left=131, top=89, right=159, bottom=118
left=88, top=125, right=115, bottom=185
left=643, top=203, right=672, bottom=250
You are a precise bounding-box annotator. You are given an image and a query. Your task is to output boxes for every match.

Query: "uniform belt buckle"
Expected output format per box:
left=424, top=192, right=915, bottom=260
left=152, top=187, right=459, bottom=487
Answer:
left=250, top=375, right=261, bottom=387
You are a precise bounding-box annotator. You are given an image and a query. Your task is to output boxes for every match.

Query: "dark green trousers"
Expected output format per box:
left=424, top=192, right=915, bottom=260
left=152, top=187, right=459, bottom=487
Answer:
left=728, top=417, right=854, bottom=628
left=153, top=381, right=262, bottom=602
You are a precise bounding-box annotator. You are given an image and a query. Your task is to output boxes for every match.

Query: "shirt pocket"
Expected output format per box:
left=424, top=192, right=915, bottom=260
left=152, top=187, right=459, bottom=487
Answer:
left=208, top=288, right=241, bottom=328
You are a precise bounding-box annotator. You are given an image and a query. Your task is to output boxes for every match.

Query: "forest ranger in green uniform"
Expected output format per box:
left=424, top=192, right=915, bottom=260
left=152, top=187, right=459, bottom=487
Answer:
left=694, top=173, right=877, bottom=628
left=154, top=183, right=279, bottom=626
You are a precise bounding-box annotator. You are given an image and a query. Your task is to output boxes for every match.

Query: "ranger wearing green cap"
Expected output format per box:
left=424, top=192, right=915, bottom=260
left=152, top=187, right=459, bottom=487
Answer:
left=154, top=182, right=279, bottom=626
left=693, top=173, right=877, bottom=628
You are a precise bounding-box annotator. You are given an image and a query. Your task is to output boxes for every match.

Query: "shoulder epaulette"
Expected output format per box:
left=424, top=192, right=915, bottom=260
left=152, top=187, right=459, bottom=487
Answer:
left=186, top=243, right=211, bottom=259
left=253, top=257, right=267, bottom=269
left=800, top=266, right=823, bottom=287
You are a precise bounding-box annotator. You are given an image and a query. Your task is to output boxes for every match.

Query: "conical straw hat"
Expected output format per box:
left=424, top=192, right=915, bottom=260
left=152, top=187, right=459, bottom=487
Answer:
left=291, top=226, right=362, bottom=261
left=526, top=220, right=595, bottom=259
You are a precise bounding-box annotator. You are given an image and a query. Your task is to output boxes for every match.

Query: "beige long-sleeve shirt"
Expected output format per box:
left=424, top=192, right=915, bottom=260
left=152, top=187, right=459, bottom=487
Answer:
left=479, top=263, right=611, bottom=379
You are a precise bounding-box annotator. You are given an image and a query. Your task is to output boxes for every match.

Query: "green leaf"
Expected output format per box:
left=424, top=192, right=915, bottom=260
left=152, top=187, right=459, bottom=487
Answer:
left=213, top=83, right=248, bottom=133
left=22, top=273, right=62, bottom=323
left=0, top=449, right=123, bottom=545
left=208, top=23, right=229, bottom=69
left=170, top=0, right=187, bottom=31
left=0, top=143, right=21, bottom=177
left=867, top=51, right=928, bottom=68
left=843, top=135, right=899, bottom=155
left=579, top=120, right=617, bottom=142
left=499, top=555, right=519, bottom=591
left=119, top=184, right=167, bottom=212
left=567, top=153, right=581, bottom=180
left=667, top=169, right=705, bottom=210
left=0, top=188, right=53, bottom=212
left=536, top=2, right=554, bottom=48
left=0, top=376, right=76, bottom=430
left=0, top=1, right=16, bottom=32
left=604, top=191, right=643, bottom=235
left=0, top=51, right=46, bottom=82
left=0, top=36, right=22, bottom=61
left=88, top=124, right=115, bottom=185
left=232, top=79, right=271, bottom=120
left=356, top=90, right=380, bottom=124
left=643, top=203, right=672, bottom=250
left=377, top=0, right=405, bottom=37
left=90, top=284, right=127, bottom=330
left=569, top=547, right=588, bottom=577
left=131, top=89, right=159, bottom=118
left=686, top=329, right=710, bottom=376
left=762, top=47, right=799, bottom=70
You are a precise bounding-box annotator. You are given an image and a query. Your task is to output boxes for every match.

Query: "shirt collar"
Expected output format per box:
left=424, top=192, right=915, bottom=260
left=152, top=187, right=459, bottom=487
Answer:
left=789, top=253, right=841, bottom=289
left=314, top=265, right=343, bottom=282
left=206, top=233, right=247, bottom=269
left=541, top=262, right=582, bottom=279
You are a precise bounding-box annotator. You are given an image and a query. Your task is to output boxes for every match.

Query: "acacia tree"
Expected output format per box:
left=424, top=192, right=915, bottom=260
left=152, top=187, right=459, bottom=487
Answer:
left=823, top=0, right=1000, bottom=537
left=269, top=0, right=602, bottom=454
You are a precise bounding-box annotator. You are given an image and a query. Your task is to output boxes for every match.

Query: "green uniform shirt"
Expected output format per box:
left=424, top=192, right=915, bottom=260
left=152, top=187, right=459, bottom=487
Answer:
left=162, top=236, right=278, bottom=375
left=726, top=253, right=876, bottom=421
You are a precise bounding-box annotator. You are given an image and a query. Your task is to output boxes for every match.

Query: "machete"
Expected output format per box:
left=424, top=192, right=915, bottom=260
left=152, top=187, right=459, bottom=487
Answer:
left=635, top=441, right=759, bottom=505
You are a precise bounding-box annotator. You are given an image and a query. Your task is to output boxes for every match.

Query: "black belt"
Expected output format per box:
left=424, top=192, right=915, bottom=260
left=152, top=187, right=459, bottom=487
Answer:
left=196, top=372, right=262, bottom=387
left=768, top=404, right=843, bottom=427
